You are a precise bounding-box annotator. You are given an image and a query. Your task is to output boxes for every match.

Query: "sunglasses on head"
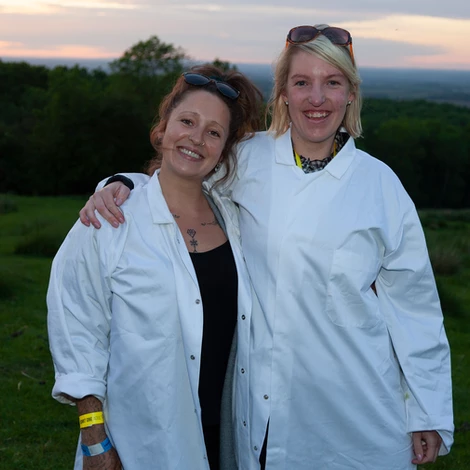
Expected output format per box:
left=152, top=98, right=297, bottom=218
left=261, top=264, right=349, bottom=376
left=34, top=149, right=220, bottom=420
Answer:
left=182, top=72, right=240, bottom=100
left=286, top=25, right=355, bottom=65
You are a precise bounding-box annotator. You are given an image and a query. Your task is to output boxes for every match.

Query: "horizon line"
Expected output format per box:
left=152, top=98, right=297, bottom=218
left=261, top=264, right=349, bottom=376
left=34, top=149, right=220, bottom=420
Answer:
left=2, top=56, right=470, bottom=74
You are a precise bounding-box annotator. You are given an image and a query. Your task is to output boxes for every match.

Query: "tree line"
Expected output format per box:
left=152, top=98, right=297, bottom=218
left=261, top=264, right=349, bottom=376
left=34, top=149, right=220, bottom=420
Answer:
left=1, top=36, right=469, bottom=208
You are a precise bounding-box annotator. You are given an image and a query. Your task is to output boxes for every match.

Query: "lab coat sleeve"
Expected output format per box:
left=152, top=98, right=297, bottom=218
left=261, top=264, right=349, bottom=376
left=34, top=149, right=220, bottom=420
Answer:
left=95, top=173, right=151, bottom=190
left=47, top=218, right=120, bottom=405
left=375, top=201, right=454, bottom=454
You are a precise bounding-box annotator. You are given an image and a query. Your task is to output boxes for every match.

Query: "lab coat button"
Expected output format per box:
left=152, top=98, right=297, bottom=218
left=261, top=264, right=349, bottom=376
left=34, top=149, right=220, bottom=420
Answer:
left=241, top=368, right=245, bottom=374
left=190, top=355, right=195, bottom=360
left=254, top=446, right=258, bottom=451
left=241, top=315, right=246, bottom=320
left=264, top=395, right=269, bottom=400
left=195, top=299, right=201, bottom=304
left=243, top=421, right=246, bottom=426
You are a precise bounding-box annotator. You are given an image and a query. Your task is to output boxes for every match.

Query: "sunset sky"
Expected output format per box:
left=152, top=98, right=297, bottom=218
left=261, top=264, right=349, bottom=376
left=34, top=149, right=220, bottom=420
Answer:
left=1, top=0, right=470, bottom=70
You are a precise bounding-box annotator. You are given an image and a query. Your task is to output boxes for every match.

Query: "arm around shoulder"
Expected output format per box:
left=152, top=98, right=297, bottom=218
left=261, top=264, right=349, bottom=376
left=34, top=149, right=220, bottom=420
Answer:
left=80, top=172, right=149, bottom=229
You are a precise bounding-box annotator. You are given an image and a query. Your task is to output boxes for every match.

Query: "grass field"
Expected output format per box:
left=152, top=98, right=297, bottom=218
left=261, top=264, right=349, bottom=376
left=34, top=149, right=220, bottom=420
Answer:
left=0, top=195, right=469, bottom=469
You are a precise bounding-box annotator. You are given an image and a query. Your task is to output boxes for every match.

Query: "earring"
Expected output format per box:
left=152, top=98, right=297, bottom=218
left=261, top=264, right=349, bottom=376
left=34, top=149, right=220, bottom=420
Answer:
left=214, top=163, right=221, bottom=172
left=347, top=100, right=352, bottom=106
left=285, top=101, right=289, bottom=106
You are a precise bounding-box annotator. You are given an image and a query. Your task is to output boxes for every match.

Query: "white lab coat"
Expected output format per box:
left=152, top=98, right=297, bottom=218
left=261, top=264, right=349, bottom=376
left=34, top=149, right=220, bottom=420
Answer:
left=230, top=129, right=454, bottom=469
left=47, top=172, right=253, bottom=470
left=93, top=129, right=454, bottom=469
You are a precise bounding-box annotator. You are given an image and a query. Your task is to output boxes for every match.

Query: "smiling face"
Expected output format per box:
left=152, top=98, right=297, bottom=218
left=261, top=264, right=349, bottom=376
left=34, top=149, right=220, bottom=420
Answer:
left=159, top=90, right=230, bottom=182
left=282, top=50, right=354, bottom=159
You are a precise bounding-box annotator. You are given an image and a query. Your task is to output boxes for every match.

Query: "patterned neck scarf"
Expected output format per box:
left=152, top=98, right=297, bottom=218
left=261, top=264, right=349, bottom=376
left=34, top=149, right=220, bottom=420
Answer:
left=294, top=130, right=349, bottom=174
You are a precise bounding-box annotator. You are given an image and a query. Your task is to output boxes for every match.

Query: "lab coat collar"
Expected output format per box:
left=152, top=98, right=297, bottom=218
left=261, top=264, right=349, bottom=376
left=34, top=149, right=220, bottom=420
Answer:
left=274, top=127, right=296, bottom=166
left=146, top=170, right=177, bottom=224
left=146, top=171, right=222, bottom=225
left=323, top=136, right=357, bottom=180
left=274, top=127, right=357, bottom=180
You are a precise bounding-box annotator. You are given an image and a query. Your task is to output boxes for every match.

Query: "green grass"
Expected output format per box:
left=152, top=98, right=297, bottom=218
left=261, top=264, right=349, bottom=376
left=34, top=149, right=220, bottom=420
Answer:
left=0, top=195, right=18, bottom=214
left=418, top=210, right=470, bottom=470
left=0, top=195, right=84, bottom=469
left=0, top=197, right=469, bottom=469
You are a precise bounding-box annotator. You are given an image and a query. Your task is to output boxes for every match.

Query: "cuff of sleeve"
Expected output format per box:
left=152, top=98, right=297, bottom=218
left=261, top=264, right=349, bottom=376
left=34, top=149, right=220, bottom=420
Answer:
left=436, top=430, right=454, bottom=456
left=105, top=174, right=134, bottom=191
left=52, top=373, right=106, bottom=405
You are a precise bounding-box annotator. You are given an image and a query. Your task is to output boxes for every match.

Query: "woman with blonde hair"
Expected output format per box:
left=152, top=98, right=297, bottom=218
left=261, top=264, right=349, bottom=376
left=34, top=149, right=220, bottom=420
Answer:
left=78, top=25, right=453, bottom=469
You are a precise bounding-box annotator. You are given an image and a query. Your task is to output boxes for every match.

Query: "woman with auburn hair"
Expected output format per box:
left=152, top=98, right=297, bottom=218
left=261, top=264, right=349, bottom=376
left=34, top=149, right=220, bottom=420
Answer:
left=47, top=64, right=263, bottom=470
left=78, top=25, right=453, bottom=469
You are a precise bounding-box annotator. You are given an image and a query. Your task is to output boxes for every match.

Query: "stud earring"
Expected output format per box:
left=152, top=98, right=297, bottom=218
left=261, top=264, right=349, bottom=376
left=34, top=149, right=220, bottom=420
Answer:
left=214, top=163, right=221, bottom=172
left=347, top=100, right=352, bottom=106
left=284, top=101, right=288, bottom=106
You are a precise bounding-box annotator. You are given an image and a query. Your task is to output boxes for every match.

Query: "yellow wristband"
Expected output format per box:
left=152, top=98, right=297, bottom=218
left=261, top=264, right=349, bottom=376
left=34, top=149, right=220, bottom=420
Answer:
left=79, top=411, right=104, bottom=429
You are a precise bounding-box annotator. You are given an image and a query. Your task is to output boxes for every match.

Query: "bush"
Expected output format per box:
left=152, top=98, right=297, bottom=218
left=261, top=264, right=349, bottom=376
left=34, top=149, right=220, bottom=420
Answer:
left=0, top=265, right=21, bottom=300
left=12, top=218, right=66, bottom=258
left=0, top=277, right=16, bottom=300
left=17, top=218, right=55, bottom=236
left=429, top=245, right=462, bottom=276
left=436, top=278, right=465, bottom=318
left=0, top=196, right=18, bottom=214
left=14, top=231, right=64, bottom=258
left=420, top=210, right=470, bottom=229
left=453, top=235, right=470, bottom=261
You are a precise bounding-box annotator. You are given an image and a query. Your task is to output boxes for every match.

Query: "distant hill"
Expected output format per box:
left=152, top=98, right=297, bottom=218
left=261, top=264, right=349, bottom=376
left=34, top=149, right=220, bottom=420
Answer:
left=4, top=57, right=470, bottom=107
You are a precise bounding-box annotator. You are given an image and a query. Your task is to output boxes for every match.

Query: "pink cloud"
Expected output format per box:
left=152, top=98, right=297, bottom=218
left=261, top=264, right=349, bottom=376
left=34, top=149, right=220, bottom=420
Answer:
left=0, top=41, right=118, bottom=59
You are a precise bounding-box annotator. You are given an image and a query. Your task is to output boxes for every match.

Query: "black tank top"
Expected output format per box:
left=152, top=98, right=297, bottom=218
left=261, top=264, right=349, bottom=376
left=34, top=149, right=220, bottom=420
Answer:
left=189, top=240, right=238, bottom=427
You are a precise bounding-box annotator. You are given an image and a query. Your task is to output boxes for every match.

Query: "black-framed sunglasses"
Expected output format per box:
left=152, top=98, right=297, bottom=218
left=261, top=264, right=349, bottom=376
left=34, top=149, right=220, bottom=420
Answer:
left=182, top=72, right=240, bottom=100
left=286, top=25, right=355, bottom=65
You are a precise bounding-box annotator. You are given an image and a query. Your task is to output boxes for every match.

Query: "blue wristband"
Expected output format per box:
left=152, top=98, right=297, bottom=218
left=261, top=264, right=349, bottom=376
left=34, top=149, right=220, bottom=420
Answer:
left=81, top=436, right=113, bottom=457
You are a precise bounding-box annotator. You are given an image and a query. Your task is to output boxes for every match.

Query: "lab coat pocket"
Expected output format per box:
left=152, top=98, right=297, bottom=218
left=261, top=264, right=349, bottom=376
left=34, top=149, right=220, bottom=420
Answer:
left=326, top=248, right=380, bottom=328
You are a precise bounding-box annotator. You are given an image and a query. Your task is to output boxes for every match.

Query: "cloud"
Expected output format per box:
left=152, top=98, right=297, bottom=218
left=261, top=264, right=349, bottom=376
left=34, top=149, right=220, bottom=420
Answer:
left=347, top=15, right=470, bottom=69
left=2, top=0, right=470, bottom=18
left=0, top=40, right=116, bottom=59
left=0, top=0, right=58, bottom=14
left=58, top=0, right=143, bottom=9
left=1, top=1, right=469, bottom=69
left=0, top=40, right=23, bottom=49
left=192, top=0, right=470, bottom=20
left=0, top=0, right=143, bottom=14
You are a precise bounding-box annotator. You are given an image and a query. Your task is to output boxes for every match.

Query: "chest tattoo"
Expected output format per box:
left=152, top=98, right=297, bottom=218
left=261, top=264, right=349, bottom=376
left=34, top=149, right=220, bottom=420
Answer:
left=201, top=219, right=218, bottom=226
left=172, top=213, right=218, bottom=227
left=187, top=229, right=198, bottom=253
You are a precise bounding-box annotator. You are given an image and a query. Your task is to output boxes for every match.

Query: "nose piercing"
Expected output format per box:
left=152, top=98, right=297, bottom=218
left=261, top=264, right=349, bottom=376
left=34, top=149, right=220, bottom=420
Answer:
left=189, top=135, right=205, bottom=147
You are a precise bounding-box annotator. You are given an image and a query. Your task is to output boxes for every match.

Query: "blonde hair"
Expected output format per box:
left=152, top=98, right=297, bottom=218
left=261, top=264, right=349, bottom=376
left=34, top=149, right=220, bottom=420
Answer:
left=267, top=24, right=363, bottom=138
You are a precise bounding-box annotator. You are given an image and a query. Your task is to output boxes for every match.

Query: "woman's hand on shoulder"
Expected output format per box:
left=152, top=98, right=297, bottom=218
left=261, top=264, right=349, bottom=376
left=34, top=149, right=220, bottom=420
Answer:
left=79, top=182, right=130, bottom=229
left=411, top=430, right=442, bottom=465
